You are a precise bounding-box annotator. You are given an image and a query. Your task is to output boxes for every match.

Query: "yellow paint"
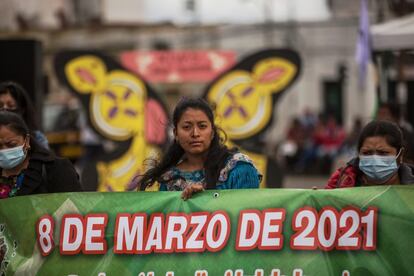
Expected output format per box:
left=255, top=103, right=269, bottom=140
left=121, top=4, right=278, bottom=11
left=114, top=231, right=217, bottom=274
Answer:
left=207, top=57, right=298, bottom=188
left=65, top=56, right=107, bottom=94
left=145, top=182, right=160, bottom=192
left=96, top=140, right=159, bottom=191
left=207, top=71, right=273, bottom=140
left=90, top=70, right=146, bottom=141
left=252, top=58, right=297, bottom=92
left=64, top=55, right=162, bottom=191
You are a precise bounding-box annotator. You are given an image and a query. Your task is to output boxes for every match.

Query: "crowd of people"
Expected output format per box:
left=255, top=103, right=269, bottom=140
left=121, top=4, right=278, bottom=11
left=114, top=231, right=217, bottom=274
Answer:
left=278, top=110, right=348, bottom=174
left=0, top=80, right=413, bottom=200
left=278, top=103, right=414, bottom=176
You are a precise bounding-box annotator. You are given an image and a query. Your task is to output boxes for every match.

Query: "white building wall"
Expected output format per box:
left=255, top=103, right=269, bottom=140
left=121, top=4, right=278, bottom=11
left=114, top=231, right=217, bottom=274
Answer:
left=102, top=0, right=146, bottom=24
left=137, top=0, right=331, bottom=25
left=196, top=21, right=371, bottom=144
left=0, top=0, right=70, bottom=30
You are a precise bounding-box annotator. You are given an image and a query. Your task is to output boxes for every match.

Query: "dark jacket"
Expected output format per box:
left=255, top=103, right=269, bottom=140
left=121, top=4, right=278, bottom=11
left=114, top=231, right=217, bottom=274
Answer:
left=16, top=146, right=81, bottom=196
left=326, top=158, right=414, bottom=189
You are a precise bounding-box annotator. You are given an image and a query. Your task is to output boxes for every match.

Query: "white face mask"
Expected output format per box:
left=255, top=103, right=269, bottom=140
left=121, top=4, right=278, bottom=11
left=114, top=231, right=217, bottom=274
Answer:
left=0, top=145, right=26, bottom=169
left=359, top=149, right=402, bottom=183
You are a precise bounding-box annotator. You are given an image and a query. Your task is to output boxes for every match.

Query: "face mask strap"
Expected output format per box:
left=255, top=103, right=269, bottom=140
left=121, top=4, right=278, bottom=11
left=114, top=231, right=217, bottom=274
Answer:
left=395, top=147, right=404, bottom=165
left=396, top=148, right=403, bottom=158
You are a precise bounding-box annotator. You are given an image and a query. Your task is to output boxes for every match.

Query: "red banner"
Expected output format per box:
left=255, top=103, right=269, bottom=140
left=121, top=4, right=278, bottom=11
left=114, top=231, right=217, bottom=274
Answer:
left=120, top=50, right=236, bottom=83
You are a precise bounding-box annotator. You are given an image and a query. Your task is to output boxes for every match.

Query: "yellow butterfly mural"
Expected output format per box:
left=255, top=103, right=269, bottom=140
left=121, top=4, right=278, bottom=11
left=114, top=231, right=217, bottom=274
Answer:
left=55, top=51, right=168, bottom=191
left=54, top=49, right=301, bottom=190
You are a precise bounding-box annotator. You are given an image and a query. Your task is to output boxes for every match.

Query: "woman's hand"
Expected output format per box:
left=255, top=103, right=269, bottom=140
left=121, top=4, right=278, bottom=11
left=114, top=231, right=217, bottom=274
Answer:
left=181, top=184, right=204, bottom=200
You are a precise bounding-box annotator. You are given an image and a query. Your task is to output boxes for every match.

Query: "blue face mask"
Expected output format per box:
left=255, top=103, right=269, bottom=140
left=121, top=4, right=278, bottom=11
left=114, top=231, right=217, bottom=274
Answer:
left=358, top=151, right=401, bottom=183
left=0, top=145, right=27, bottom=169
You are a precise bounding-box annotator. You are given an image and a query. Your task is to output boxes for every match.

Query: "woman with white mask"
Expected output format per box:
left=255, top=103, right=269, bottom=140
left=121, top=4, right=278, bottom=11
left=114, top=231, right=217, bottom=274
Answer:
left=0, top=111, right=81, bottom=199
left=326, top=120, right=414, bottom=188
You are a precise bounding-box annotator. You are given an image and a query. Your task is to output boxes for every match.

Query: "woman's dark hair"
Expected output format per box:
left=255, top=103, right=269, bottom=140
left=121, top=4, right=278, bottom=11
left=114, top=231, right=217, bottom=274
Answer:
left=139, top=97, right=236, bottom=190
left=0, top=110, right=29, bottom=137
left=0, top=81, right=39, bottom=130
left=357, top=120, right=404, bottom=152
left=0, top=111, right=48, bottom=155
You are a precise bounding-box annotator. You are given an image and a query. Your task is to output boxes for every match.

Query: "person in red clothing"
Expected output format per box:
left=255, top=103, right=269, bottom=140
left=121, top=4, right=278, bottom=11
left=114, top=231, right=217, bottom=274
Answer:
left=313, top=115, right=346, bottom=158
left=326, top=120, right=414, bottom=189
left=296, top=114, right=345, bottom=173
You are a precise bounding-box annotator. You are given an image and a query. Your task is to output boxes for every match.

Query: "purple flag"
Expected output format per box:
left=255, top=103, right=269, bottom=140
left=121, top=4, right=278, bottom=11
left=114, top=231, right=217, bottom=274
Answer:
left=356, top=0, right=371, bottom=88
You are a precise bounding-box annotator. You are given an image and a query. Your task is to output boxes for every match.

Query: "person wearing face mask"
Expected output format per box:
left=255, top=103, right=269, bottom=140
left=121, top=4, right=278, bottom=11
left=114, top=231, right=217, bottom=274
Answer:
left=325, top=120, right=414, bottom=189
left=0, top=111, right=81, bottom=199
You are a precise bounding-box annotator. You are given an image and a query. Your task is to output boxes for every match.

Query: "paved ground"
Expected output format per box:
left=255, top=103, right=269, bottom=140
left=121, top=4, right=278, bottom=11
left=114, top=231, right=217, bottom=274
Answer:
left=282, top=174, right=329, bottom=189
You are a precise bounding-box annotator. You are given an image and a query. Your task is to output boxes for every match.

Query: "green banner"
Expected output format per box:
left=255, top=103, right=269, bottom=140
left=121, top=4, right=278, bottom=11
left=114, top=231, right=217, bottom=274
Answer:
left=1, top=186, right=413, bottom=275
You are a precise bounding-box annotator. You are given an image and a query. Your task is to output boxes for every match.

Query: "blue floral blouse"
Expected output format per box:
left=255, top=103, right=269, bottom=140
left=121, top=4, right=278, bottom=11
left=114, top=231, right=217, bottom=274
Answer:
left=159, top=153, right=260, bottom=191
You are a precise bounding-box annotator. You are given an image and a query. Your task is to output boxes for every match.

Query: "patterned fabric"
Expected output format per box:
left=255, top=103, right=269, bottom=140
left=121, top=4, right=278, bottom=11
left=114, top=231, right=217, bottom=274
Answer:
left=159, top=168, right=205, bottom=191
left=0, top=173, right=25, bottom=199
left=325, top=165, right=359, bottom=189
left=159, top=152, right=260, bottom=191
left=218, top=152, right=254, bottom=182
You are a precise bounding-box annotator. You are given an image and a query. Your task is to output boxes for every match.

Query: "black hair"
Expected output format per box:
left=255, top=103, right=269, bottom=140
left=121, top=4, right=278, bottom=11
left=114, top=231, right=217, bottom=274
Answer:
left=139, top=97, right=236, bottom=190
left=0, top=81, right=39, bottom=130
left=0, top=111, right=49, bottom=155
left=357, top=120, right=404, bottom=152
left=0, top=110, right=29, bottom=137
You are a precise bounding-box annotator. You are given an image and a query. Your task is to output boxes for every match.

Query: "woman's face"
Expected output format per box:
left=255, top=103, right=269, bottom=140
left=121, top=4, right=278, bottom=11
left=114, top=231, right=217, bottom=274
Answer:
left=0, top=93, right=18, bottom=112
left=358, top=135, right=402, bottom=185
left=0, top=126, right=27, bottom=150
left=359, top=136, right=398, bottom=157
left=175, top=108, right=214, bottom=157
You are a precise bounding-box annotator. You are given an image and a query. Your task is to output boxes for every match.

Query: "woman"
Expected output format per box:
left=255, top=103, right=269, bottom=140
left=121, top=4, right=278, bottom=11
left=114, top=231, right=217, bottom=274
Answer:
left=0, top=81, right=49, bottom=149
left=138, top=98, right=260, bottom=199
left=0, top=111, right=81, bottom=199
left=325, top=120, right=414, bottom=189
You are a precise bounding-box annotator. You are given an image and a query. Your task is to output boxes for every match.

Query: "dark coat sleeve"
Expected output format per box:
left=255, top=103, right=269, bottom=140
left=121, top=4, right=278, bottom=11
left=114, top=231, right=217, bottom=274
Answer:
left=46, top=158, right=82, bottom=193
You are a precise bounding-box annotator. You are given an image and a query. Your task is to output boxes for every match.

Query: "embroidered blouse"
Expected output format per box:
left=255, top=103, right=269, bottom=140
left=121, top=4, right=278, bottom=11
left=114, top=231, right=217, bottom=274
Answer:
left=159, top=152, right=260, bottom=191
left=0, top=172, right=25, bottom=199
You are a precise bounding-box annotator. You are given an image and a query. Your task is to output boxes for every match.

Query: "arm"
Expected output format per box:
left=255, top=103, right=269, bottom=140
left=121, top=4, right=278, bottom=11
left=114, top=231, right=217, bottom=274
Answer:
left=46, top=158, right=82, bottom=193
left=325, top=165, right=358, bottom=189
left=325, top=168, right=341, bottom=189
left=34, top=130, right=50, bottom=150
left=224, top=162, right=260, bottom=189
